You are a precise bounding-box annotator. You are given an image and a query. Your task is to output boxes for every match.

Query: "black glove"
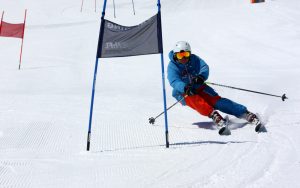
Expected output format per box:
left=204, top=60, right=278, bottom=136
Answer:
left=192, top=75, right=205, bottom=85
left=184, top=84, right=196, bottom=96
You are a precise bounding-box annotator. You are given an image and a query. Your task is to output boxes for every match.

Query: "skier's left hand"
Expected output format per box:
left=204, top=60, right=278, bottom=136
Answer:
left=192, top=75, right=205, bottom=85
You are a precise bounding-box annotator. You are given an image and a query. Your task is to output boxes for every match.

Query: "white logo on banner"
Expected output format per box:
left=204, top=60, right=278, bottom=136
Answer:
left=105, top=42, right=127, bottom=49
left=107, top=22, right=131, bottom=31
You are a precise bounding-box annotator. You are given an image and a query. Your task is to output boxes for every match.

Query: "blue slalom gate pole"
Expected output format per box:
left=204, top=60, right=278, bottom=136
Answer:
left=87, top=0, right=108, bottom=151
left=157, top=0, right=169, bottom=148
left=160, top=53, right=169, bottom=148
left=87, top=57, right=99, bottom=151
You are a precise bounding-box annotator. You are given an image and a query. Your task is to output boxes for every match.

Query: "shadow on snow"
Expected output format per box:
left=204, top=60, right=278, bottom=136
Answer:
left=90, top=140, right=251, bottom=153
left=193, top=120, right=248, bottom=130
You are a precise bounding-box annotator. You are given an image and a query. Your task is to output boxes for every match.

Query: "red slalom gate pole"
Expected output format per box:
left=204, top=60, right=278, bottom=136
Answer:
left=19, top=9, right=27, bottom=70
left=0, top=11, right=4, bottom=34
left=81, top=0, right=84, bottom=12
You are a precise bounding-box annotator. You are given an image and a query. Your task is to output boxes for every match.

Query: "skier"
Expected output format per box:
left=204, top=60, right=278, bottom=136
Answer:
left=167, top=41, right=262, bottom=134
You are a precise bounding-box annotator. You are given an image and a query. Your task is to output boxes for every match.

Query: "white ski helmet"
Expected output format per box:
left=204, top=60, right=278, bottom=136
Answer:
left=173, top=41, right=191, bottom=53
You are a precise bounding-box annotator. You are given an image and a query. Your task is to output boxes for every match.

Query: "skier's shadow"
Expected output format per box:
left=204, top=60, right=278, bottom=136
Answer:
left=171, top=140, right=250, bottom=147
left=192, top=121, right=216, bottom=130
left=193, top=119, right=248, bottom=130
left=90, top=140, right=250, bottom=153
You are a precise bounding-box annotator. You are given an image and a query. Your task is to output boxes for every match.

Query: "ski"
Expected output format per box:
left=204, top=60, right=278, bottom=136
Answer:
left=150, top=115, right=267, bottom=134
left=254, top=114, right=267, bottom=133
left=219, top=126, right=231, bottom=136
left=218, top=116, right=231, bottom=136
left=219, top=114, right=267, bottom=135
left=255, top=123, right=267, bottom=133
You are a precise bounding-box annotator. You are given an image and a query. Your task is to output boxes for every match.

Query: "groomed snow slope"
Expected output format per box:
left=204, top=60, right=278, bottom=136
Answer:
left=0, top=0, right=300, bottom=187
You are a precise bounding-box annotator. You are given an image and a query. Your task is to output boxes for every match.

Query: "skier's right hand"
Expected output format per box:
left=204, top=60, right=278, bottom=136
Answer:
left=184, top=84, right=196, bottom=96
left=192, top=75, right=205, bottom=85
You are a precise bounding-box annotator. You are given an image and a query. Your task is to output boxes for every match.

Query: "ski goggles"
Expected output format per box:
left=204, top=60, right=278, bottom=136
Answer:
left=175, top=51, right=191, bottom=60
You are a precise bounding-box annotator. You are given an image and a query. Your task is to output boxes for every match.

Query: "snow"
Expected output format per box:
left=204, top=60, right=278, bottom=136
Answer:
left=0, top=0, right=300, bottom=187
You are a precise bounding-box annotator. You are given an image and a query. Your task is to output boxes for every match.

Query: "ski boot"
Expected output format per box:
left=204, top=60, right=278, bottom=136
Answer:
left=210, top=110, right=231, bottom=135
left=244, top=111, right=267, bottom=133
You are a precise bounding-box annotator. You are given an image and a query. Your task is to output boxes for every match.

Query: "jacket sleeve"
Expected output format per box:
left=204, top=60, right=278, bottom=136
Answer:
left=197, top=57, right=209, bottom=80
left=167, top=64, right=186, bottom=94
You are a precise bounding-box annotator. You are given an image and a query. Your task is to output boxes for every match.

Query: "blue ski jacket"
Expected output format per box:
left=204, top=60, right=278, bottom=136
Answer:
left=167, top=50, right=209, bottom=104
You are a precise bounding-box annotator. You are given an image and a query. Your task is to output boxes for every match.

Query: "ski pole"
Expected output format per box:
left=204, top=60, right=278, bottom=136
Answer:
left=206, top=82, right=288, bottom=101
left=149, top=95, right=187, bottom=124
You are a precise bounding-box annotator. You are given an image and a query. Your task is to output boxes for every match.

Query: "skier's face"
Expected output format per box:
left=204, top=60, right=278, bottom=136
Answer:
left=177, top=57, right=189, bottom=64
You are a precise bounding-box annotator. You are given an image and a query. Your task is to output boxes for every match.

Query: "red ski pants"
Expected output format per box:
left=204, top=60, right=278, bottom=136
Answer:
left=185, top=86, right=221, bottom=117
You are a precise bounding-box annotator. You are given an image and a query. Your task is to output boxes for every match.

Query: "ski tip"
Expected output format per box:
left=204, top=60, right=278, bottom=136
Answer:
left=219, top=127, right=231, bottom=136
left=255, top=124, right=267, bottom=133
